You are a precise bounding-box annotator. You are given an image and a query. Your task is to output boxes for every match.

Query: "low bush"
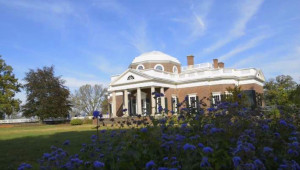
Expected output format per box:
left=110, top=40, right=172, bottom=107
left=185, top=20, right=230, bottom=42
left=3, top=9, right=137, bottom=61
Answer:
left=83, top=118, right=93, bottom=124
left=70, top=119, right=83, bottom=125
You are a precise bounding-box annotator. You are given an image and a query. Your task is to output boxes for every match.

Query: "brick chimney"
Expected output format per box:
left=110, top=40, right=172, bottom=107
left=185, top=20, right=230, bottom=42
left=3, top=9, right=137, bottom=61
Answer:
left=187, top=55, right=194, bottom=67
left=213, top=59, right=218, bottom=68
left=218, top=62, right=224, bottom=68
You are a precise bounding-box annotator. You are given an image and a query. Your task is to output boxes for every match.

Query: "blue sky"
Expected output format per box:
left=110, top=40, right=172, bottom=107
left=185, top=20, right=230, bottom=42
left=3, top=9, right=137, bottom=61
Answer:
left=0, top=0, right=300, bottom=103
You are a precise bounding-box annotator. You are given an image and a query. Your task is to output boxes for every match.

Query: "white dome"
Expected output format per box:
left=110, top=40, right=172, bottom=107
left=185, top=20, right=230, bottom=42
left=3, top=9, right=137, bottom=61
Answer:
left=132, top=51, right=180, bottom=64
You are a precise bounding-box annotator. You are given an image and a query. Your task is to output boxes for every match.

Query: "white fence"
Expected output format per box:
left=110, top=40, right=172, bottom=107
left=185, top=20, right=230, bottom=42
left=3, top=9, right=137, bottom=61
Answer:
left=0, top=118, right=39, bottom=124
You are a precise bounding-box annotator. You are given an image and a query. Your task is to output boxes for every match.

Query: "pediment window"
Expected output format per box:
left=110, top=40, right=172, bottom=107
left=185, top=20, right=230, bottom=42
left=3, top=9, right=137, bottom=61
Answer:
left=127, top=75, right=135, bottom=80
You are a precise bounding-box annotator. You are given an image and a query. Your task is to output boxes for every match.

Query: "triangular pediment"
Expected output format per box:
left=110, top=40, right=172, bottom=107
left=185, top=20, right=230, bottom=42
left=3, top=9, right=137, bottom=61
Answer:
left=111, top=69, right=153, bottom=86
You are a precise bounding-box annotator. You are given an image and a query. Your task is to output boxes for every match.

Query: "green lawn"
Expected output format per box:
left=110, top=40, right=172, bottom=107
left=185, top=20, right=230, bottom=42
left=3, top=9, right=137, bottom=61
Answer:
left=0, top=124, right=99, bottom=169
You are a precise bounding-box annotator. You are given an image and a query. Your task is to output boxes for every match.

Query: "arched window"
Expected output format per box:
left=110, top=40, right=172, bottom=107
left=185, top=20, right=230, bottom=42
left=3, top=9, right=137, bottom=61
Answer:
left=127, top=75, right=134, bottom=80
left=154, top=64, right=164, bottom=71
left=173, top=66, right=178, bottom=73
left=136, top=64, right=144, bottom=70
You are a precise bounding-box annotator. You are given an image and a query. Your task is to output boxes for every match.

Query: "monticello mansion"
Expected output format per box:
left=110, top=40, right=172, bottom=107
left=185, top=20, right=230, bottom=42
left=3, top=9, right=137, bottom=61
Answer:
left=107, top=51, right=265, bottom=117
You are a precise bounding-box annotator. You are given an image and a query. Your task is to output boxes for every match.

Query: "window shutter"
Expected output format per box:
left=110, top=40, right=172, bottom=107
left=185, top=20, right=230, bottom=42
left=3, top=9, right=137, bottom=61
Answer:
left=176, top=97, right=179, bottom=114
left=186, top=95, right=189, bottom=108
left=196, top=96, right=199, bottom=112
left=165, top=97, right=168, bottom=112
left=210, top=93, right=213, bottom=107
left=171, top=97, right=174, bottom=113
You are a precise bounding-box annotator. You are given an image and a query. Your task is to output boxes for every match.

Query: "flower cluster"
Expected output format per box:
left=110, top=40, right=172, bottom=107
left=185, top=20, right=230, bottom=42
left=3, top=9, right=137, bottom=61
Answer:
left=19, top=99, right=300, bottom=169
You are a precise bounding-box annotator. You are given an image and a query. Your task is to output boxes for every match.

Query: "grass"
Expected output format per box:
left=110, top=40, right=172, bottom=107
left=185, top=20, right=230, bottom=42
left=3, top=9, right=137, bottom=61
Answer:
left=0, top=123, right=99, bottom=169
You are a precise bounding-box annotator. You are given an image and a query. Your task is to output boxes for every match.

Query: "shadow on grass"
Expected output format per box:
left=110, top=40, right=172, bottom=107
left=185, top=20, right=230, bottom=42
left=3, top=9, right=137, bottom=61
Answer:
left=0, top=128, right=132, bottom=170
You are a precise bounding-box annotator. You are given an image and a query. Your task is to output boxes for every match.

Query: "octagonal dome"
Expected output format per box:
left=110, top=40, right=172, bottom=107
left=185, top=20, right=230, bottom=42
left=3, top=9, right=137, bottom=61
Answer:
left=132, top=51, right=180, bottom=64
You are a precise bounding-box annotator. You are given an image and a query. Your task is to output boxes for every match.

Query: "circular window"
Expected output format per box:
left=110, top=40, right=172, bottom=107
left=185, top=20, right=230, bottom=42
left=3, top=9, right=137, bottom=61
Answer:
left=173, top=66, right=178, bottom=73
left=154, top=64, right=164, bottom=71
left=136, top=64, right=144, bottom=70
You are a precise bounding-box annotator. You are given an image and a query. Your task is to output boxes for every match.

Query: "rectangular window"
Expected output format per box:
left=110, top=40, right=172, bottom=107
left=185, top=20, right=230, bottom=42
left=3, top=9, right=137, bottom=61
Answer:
left=172, top=96, right=178, bottom=114
left=156, top=97, right=161, bottom=114
left=189, top=95, right=197, bottom=108
left=212, top=92, right=221, bottom=106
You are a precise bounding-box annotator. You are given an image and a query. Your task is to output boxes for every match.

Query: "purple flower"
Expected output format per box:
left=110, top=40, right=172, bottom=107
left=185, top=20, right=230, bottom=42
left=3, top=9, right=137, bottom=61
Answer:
left=198, top=143, right=204, bottom=148
left=43, top=153, right=51, bottom=159
left=63, top=140, right=70, bottom=146
left=232, top=156, right=241, bottom=167
left=203, top=147, right=213, bottom=154
left=263, top=147, right=273, bottom=153
left=254, top=159, right=264, bottom=168
left=287, top=149, right=299, bottom=156
left=279, top=119, right=287, bottom=126
left=262, top=124, right=269, bottom=130
left=93, top=111, right=100, bottom=118
left=184, top=95, right=189, bottom=101
left=163, top=157, right=168, bottom=161
left=237, top=94, right=242, bottom=99
left=200, top=157, right=211, bottom=167
left=181, top=123, right=187, bottom=128
left=207, top=108, right=215, bottom=112
left=140, top=127, right=148, bottom=133
left=158, top=105, right=163, bottom=113
left=145, top=160, right=155, bottom=169
left=183, top=143, right=196, bottom=151
left=158, top=167, right=168, bottom=170
left=93, top=161, right=104, bottom=168
left=18, top=163, right=32, bottom=170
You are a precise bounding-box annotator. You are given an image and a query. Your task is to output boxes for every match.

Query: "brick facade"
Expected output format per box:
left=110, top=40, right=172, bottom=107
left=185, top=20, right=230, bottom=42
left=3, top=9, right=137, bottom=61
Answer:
left=110, top=83, right=264, bottom=117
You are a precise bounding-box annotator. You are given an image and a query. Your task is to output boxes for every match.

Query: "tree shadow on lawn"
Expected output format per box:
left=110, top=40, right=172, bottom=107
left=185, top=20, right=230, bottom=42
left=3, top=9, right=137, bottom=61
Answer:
left=0, top=128, right=130, bottom=170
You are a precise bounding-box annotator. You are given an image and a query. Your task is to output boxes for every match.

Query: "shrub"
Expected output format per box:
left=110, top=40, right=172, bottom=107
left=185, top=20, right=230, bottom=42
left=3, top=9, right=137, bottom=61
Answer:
left=21, top=96, right=300, bottom=169
left=70, top=119, right=83, bottom=125
left=83, top=118, right=93, bottom=124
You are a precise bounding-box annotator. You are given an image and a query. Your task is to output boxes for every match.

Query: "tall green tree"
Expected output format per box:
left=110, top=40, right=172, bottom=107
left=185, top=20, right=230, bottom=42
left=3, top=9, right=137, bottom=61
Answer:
left=0, top=56, right=22, bottom=119
left=23, top=66, right=71, bottom=120
left=71, top=84, right=107, bottom=116
left=264, top=75, right=296, bottom=106
left=290, top=84, right=300, bottom=107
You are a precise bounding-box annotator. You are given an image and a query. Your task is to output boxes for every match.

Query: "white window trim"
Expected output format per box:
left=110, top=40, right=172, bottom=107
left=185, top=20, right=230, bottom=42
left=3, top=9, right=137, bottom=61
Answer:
left=154, top=64, right=164, bottom=71
left=136, top=64, right=145, bottom=70
left=212, top=92, right=221, bottom=105
left=172, top=96, right=178, bottom=114
left=188, top=94, right=197, bottom=108
left=173, top=66, right=178, bottom=73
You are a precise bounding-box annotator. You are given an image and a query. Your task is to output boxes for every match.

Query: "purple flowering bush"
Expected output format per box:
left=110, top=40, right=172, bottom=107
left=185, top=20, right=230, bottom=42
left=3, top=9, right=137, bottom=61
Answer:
left=19, top=98, right=300, bottom=169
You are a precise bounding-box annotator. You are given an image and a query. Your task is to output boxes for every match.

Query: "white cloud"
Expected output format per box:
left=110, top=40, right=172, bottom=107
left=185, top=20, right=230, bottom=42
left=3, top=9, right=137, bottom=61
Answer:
left=63, top=77, right=109, bottom=91
left=171, top=0, right=213, bottom=41
left=127, top=21, right=153, bottom=53
left=0, top=0, right=87, bottom=31
left=219, top=34, right=270, bottom=61
left=204, top=0, right=264, bottom=53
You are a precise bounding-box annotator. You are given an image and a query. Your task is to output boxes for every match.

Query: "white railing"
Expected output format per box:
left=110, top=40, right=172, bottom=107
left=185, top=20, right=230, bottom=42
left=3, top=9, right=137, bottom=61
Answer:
left=181, top=63, right=213, bottom=71
left=142, top=68, right=257, bottom=81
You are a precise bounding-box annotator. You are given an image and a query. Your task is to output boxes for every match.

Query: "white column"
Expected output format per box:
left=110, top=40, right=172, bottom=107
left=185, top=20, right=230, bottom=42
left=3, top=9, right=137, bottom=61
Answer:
left=151, top=86, right=156, bottom=116
left=112, top=91, right=116, bottom=118
left=137, top=88, right=142, bottom=115
left=160, top=87, right=165, bottom=109
left=123, top=89, right=128, bottom=117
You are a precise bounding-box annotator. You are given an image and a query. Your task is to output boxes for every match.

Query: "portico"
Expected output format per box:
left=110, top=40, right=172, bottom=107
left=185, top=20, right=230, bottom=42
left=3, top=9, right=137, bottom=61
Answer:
left=110, top=86, right=166, bottom=117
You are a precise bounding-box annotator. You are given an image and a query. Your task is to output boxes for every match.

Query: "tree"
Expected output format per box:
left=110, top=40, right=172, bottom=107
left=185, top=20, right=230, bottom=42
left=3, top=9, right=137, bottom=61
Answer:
left=101, top=97, right=109, bottom=115
left=264, top=75, right=296, bottom=106
left=290, top=84, right=300, bottom=107
left=23, top=66, right=71, bottom=120
left=0, top=56, right=22, bottom=119
left=71, top=84, right=107, bottom=116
